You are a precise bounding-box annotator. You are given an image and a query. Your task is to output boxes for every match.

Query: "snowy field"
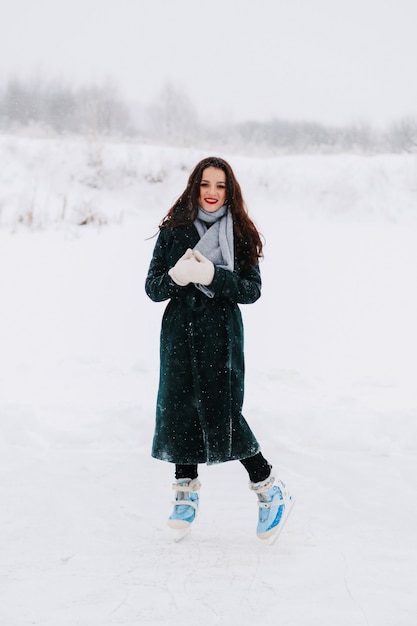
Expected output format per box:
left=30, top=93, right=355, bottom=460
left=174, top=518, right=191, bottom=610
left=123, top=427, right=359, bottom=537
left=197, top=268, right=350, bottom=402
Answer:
left=1, top=135, right=417, bottom=625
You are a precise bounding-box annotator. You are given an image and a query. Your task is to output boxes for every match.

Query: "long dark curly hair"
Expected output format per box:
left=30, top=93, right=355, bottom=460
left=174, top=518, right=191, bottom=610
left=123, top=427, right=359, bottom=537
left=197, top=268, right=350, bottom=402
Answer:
left=160, top=156, right=263, bottom=267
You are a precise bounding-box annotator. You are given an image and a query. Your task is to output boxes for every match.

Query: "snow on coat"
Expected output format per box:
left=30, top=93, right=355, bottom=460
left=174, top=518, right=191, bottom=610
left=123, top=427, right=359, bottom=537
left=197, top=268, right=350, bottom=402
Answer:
left=145, top=225, right=262, bottom=465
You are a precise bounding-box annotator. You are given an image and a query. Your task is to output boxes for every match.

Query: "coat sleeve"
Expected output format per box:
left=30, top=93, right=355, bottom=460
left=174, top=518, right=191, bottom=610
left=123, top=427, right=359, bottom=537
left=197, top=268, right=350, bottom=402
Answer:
left=209, top=263, right=262, bottom=304
left=145, top=230, right=185, bottom=302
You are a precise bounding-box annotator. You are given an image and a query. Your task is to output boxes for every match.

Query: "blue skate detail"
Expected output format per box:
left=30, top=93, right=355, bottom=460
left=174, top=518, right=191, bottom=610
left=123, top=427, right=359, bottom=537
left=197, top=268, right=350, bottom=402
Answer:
left=253, top=478, right=293, bottom=541
left=257, top=485, right=285, bottom=536
left=168, top=478, right=200, bottom=530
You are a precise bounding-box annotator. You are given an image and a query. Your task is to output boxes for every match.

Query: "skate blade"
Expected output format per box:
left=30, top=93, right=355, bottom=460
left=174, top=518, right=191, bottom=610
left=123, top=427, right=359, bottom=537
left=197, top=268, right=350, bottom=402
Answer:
left=168, top=518, right=193, bottom=542
left=267, top=496, right=295, bottom=546
left=172, top=526, right=192, bottom=543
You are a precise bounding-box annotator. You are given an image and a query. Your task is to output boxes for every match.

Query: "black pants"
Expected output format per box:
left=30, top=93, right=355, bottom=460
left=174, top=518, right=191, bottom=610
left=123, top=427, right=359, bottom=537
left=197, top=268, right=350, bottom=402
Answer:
left=175, top=452, right=271, bottom=484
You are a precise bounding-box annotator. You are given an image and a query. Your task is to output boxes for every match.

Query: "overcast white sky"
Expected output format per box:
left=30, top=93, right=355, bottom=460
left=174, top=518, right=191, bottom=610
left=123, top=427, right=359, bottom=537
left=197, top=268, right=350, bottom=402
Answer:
left=1, top=0, right=417, bottom=127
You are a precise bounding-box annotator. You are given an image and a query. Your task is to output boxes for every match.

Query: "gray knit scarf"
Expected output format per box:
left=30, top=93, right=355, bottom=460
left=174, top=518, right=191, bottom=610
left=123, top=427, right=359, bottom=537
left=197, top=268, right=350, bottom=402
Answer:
left=193, top=205, right=234, bottom=297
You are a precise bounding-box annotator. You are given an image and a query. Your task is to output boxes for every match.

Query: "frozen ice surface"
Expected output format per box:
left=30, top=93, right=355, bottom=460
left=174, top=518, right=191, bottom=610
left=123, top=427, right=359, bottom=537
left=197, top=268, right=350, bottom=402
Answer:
left=0, top=136, right=416, bottom=625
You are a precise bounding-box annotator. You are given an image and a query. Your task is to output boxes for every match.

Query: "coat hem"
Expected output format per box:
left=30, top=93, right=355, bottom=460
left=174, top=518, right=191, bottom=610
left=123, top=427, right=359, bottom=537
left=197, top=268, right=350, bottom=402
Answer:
left=151, top=445, right=261, bottom=466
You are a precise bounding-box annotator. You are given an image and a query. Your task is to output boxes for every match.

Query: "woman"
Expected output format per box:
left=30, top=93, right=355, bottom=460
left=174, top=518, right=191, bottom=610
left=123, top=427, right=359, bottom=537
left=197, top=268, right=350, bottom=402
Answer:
left=145, top=156, right=292, bottom=541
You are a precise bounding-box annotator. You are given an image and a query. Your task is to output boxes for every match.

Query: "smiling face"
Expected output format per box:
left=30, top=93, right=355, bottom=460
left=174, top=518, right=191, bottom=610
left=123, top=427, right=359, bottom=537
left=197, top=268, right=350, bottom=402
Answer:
left=198, top=166, right=227, bottom=212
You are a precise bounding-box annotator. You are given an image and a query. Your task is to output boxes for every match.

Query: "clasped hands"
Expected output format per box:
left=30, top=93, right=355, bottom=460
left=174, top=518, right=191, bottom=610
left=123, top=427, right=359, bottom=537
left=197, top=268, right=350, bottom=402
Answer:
left=169, top=249, right=214, bottom=287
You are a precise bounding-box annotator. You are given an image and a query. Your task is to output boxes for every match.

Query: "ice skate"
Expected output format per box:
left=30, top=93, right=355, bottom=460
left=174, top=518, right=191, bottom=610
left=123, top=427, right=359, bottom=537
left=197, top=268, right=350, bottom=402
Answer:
left=250, top=473, right=293, bottom=544
left=168, top=478, right=201, bottom=541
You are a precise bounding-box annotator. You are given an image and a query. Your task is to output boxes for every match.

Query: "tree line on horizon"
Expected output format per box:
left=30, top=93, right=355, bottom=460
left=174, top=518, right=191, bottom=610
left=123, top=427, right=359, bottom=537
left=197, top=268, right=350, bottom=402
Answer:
left=0, top=78, right=416, bottom=154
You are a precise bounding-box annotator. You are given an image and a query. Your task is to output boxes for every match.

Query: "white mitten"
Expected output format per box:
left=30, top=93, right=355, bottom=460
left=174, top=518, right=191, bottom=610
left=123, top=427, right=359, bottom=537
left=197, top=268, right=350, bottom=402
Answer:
left=192, top=250, right=215, bottom=286
left=168, top=248, right=194, bottom=286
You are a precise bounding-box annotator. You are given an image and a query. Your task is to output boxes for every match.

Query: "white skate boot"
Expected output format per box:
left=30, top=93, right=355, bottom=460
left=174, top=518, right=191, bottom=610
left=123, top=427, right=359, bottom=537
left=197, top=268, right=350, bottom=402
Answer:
left=168, top=477, right=201, bottom=541
left=250, top=473, right=293, bottom=544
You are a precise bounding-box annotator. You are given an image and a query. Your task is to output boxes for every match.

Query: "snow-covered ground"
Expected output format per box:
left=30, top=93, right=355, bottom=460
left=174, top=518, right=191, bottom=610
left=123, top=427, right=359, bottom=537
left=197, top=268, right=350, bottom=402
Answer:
left=1, top=135, right=416, bottom=625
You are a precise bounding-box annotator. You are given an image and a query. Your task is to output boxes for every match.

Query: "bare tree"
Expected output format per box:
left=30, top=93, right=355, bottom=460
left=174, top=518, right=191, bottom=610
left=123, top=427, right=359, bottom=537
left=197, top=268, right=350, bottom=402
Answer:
left=385, top=117, right=417, bottom=152
left=0, top=77, right=134, bottom=136
left=145, top=82, right=200, bottom=144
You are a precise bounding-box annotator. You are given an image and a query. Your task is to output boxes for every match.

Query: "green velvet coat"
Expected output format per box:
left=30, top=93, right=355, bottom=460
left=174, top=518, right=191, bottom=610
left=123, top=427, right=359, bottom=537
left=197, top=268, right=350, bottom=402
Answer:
left=145, top=225, right=261, bottom=465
